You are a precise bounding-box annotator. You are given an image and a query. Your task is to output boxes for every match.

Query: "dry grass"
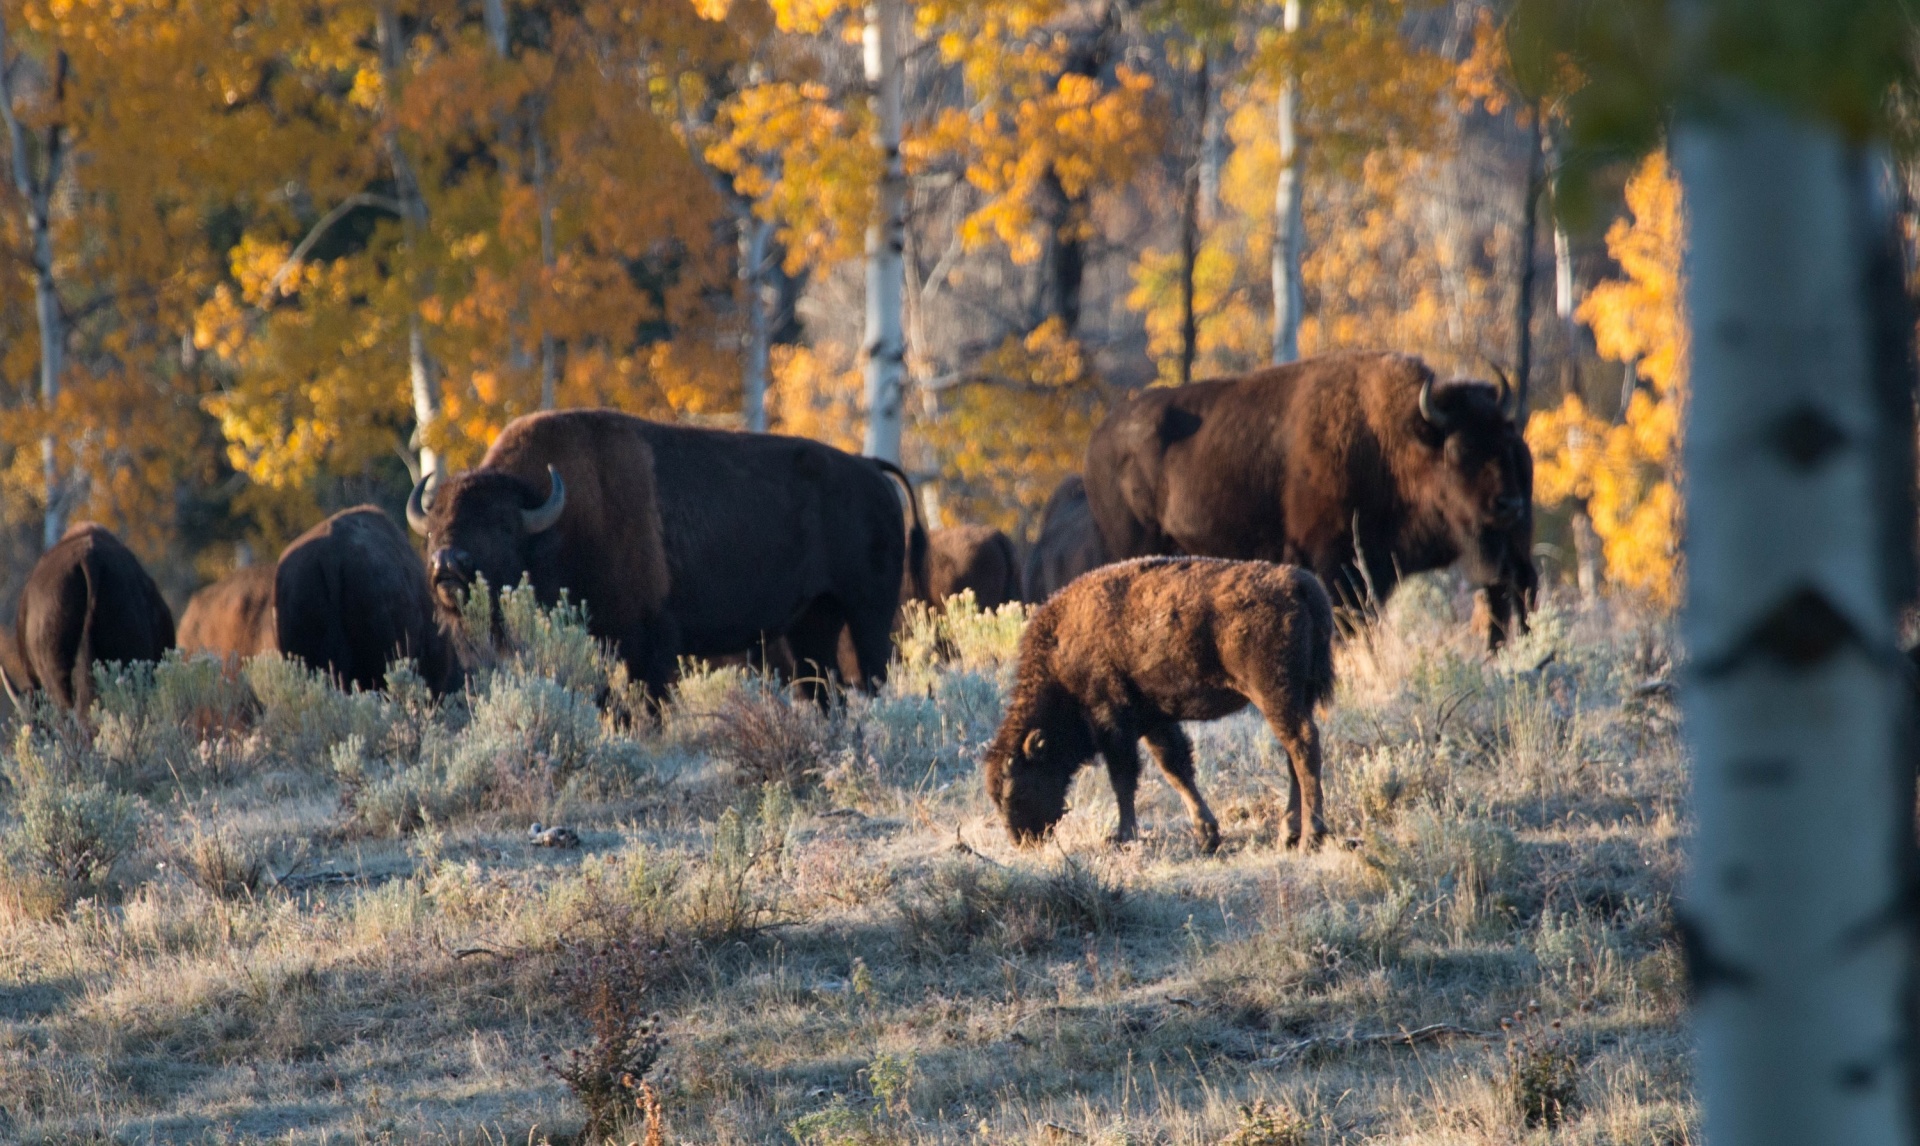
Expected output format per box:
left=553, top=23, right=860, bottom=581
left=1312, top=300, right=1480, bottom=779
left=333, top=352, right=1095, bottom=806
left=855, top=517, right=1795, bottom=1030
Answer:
left=0, top=573, right=1693, bottom=1145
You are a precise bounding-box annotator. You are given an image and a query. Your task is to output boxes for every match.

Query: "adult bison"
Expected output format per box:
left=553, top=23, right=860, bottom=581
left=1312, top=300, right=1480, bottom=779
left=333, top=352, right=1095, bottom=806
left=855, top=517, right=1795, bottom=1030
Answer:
left=177, top=564, right=277, bottom=666
left=9, top=523, right=174, bottom=712
left=408, top=409, right=927, bottom=695
left=1083, top=351, right=1536, bottom=647
left=276, top=507, right=453, bottom=693
left=914, top=525, right=1021, bottom=609
left=1023, top=474, right=1108, bottom=602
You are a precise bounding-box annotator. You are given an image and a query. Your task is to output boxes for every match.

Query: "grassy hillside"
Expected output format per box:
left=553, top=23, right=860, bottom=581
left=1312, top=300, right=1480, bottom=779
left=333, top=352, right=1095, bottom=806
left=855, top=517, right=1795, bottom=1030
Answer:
left=0, top=579, right=1691, bottom=1145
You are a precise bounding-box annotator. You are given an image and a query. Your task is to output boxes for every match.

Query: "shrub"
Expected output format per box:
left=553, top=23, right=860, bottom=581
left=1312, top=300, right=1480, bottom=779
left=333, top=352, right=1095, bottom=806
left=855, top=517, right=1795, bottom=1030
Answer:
left=547, top=934, right=666, bottom=1142
left=4, top=775, right=143, bottom=897
left=897, top=856, right=1124, bottom=960
left=1218, top=1100, right=1308, bottom=1146
left=245, top=653, right=395, bottom=768
left=1501, top=1002, right=1582, bottom=1129
left=707, top=680, right=839, bottom=790
left=684, top=784, right=795, bottom=940
left=175, top=821, right=265, bottom=901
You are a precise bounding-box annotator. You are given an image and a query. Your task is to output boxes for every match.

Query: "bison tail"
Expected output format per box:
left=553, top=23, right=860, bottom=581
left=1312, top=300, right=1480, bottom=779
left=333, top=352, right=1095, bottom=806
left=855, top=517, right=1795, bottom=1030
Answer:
left=873, top=459, right=932, bottom=605
left=1300, top=572, right=1338, bottom=712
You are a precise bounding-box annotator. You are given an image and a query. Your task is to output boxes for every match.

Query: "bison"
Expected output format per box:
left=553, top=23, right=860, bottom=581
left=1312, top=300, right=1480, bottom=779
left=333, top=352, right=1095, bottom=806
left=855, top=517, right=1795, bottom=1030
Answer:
left=408, top=409, right=927, bottom=696
left=1022, top=474, right=1108, bottom=602
left=10, top=523, right=174, bottom=712
left=984, top=557, right=1336, bottom=853
left=276, top=506, right=453, bottom=693
left=177, top=564, right=277, bottom=666
left=1083, top=351, right=1535, bottom=647
left=914, top=525, right=1022, bottom=609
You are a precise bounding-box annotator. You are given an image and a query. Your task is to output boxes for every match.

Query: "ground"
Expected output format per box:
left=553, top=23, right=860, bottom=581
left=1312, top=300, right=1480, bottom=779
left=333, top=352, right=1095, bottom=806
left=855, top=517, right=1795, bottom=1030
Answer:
left=0, top=576, right=1692, bottom=1145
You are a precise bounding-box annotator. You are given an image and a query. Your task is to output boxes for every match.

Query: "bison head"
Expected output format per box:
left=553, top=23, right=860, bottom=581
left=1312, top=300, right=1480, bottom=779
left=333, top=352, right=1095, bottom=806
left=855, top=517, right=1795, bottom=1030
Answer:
left=1415, top=373, right=1534, bottom=591
left=406, top=466, right=566, bottom=613
left=984, top=706, right=1096, bottom=844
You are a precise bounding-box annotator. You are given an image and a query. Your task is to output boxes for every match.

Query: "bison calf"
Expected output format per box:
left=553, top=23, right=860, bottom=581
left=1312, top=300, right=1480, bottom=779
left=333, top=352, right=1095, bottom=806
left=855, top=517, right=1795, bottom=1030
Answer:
left=984, top=557, right=1335, bottom=852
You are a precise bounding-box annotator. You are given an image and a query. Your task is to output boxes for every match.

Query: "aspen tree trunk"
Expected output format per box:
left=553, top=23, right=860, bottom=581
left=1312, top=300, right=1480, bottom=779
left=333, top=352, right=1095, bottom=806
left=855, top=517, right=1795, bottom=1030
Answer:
left=1269, top=0, right=1304, bottom=365
left=740, top=216, right=773, bottom=433
left=862, top=0, right=906, bottom=464
left=377, top=2, right=444, bottom=479
left=1512, top=106, right=1543, bottom=418
left=1676, top=102, right=1919, bottom=1144
left=0, top=22, right=68, bottom=549
left=1179, top=55, right=1207, bottom=386
left=533, top=123, right=560, bottom=411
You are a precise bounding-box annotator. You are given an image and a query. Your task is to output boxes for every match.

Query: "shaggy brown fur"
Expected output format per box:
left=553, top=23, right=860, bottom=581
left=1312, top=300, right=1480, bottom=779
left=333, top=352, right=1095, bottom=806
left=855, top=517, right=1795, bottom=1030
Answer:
left=1022, top=474, right=1108, bottom=602
left=276, top=507, right=453, bottom=693
left=984, top=557, right=1336, bottom=852
left=416, top=409, right=925, bottom=697
left=178, top=565, right=277, bottom=666
left=1083, top=351, right=1535, bottom=648
left=13, top=523, right=174, bottom=712
left=912, top=525, right=1022, bottom=609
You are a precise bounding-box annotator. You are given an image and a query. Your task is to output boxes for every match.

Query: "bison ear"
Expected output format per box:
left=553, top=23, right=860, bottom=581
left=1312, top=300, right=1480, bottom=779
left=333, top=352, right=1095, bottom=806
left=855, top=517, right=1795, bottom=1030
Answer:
left=1022, top=729, right=1046, bottom=758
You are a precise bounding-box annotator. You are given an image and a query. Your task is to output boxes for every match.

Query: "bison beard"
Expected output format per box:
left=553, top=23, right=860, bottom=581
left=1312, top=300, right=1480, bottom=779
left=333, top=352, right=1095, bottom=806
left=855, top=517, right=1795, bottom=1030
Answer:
left=12, top=523, right=174, bottom=712
left=1083, top=350, right=1535, bottom=648
left=410, top=409, right=921, bottom=697
left=985, top=557, right=1336, bottom=852
left=275, top=507, right=454, bottom=694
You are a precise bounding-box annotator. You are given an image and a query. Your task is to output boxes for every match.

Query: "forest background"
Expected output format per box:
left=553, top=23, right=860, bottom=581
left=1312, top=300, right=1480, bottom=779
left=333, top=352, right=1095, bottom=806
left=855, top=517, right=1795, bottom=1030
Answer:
left=0, top=0, right=1689, bottom=616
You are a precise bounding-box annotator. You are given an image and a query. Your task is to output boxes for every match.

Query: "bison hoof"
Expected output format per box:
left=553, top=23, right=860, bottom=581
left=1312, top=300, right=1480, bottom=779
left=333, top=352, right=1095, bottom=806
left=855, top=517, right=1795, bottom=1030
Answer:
left=1196, top=823, right=1222, bottom=855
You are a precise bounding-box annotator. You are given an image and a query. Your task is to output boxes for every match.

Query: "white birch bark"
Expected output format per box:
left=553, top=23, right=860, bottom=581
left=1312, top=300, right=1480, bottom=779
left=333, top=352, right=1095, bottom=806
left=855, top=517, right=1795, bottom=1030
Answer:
left=740, top=216, right=773, bottom=433
left=862, top=0, right=906, bottom=463
left=377, top=2, right=444, bottom=479
left=1269, top=0, right=1304, bottom=366
left=0, top=22, right=68, bottom=548
left=1676, top=101, right=1918, bottom=1144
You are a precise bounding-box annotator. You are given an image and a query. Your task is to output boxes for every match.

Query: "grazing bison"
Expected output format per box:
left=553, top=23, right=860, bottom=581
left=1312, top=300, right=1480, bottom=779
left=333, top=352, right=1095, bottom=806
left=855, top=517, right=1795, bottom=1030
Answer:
left=913, top=525, right=1021, bottom=609
left=408, top=409, right=926, bottom=696
left=1023, top=474, right=1108, bottom=602
left=985, top=557, right=1336, bottom=853
left=11, top=523, right=174, bottom=712
left=1083, top=351, right=1535, bottom=647
left=276, top=507, right=453, bottom=693
left=177, top=564, right=277, bottom=665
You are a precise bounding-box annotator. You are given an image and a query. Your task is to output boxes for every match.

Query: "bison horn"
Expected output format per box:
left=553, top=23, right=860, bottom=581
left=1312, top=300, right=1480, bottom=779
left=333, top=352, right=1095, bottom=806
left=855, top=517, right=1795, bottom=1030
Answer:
left=406, top=473, right=432, bottom=536
left=1417, top=377, right=1452, bottom=432
left=1022, top=729, right=1046, bottom=758
left=522, top=466, right=566, bottom=534
left=1482, top=356, right=1518, bottom=421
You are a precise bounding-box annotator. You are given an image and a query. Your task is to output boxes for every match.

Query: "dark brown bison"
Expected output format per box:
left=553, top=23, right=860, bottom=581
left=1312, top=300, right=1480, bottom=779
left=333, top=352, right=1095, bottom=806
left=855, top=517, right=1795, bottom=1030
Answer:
left=408, top=409, right=926, bottom=695
left=912, top=525, right=1021, bottom=609
left=177, top=564, right=277, bottom=666
left=10, top=523, right=174, bottom=712
left=276, top=507, right=453, bottom=693
left=1022, top=474, right=1108, bottom=602
left=1083, top=351, right=1536, bottom=647
left=985, top=557, right=1335, bottom=853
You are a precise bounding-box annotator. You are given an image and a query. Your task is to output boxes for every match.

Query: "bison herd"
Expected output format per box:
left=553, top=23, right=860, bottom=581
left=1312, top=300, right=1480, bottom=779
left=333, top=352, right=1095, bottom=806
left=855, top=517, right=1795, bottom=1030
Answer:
left=2, top=349, right=1535, bottom=849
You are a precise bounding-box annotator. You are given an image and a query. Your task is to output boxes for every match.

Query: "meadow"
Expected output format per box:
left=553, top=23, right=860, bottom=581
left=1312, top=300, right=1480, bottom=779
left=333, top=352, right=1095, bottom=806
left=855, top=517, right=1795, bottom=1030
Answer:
left=0, top=578, right=1692, bottom=1145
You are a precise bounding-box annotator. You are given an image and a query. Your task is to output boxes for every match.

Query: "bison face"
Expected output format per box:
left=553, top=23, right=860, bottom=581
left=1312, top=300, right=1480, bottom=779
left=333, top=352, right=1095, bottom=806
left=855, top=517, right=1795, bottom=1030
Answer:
left=985, top=717, right=1092, bottom=845
left=1418, top=377, right=1534, bottom=587
left=407, top=467, right=566, bottom=614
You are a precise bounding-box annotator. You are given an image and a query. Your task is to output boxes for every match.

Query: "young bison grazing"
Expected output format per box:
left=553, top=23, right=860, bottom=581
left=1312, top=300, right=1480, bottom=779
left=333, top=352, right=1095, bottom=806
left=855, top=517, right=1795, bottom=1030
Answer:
left=984, top=557, right=1335, bottom=852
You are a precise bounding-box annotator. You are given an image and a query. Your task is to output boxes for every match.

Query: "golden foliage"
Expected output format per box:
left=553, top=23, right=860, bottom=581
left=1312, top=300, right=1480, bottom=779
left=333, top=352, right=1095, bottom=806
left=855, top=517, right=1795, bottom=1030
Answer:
left=1527, top=151, right=1686, bottom=606
left=915, top=320, right=1103, bottom=533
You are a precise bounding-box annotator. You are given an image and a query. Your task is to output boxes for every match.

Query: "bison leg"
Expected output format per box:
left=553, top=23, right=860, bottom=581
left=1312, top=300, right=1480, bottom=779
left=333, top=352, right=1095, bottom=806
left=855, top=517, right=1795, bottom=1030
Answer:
left=785, top=597, right=851, bottom=704
left=1097, top=730, right=1144, bottom=846
left=1142, top=724, right=1220, bottom=853
left=1482, top=582, right=1529, bottom=652
left=1263, top=710, right=1327, bottom=850
left=841, top=603, right=896, bottom=695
